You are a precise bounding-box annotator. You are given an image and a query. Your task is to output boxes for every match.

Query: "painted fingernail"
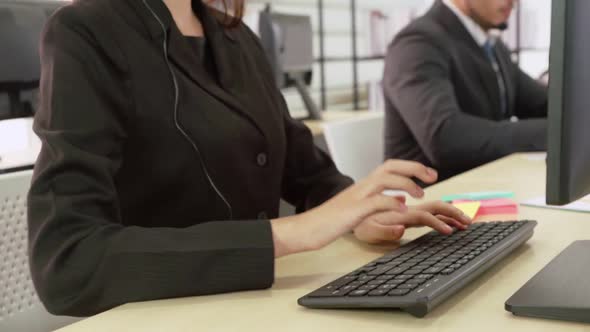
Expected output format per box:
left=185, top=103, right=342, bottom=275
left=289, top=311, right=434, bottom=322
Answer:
left=415, top=187, right=424, bottom=197
left=400, top=203, right=408, bottom=212
left=461, top=213, right=472, bottom=223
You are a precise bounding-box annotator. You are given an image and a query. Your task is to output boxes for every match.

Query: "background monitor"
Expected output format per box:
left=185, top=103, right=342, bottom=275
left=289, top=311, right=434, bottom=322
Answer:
left=0, top=0, right=66, bottom=121
left=546, top=0, right=590, bottom=205
left=258, top=5, right=322, bottom=120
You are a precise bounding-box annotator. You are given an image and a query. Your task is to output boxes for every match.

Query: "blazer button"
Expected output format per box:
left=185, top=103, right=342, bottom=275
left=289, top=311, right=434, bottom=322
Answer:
left=258, top=211, right=268, bottom=219
left=256, top=153, right=268, bottom=167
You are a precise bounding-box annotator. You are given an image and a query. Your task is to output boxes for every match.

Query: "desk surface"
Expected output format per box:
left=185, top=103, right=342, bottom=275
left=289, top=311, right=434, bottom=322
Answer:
left=302, top=110, right=376, bottom=136
left=57, top=154, right=590, bottom=332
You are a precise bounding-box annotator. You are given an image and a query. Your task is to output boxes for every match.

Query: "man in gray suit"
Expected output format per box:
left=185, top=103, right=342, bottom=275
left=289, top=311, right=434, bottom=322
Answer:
left=383, top=0, right=547, bottom=181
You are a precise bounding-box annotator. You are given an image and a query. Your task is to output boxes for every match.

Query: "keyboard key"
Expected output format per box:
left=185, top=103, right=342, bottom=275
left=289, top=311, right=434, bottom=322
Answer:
left=347, top=281, right=363, bottom=288
left=386, top=266, right=409, bottom=275
left=368, top=289, right=389, bottom=296
left=309, top=289, right=347, bottom=297
left=415, top=274, right=434, bottom=279
left=323, top=284, right=339, bottom=291
left=368, top=265, right=394, bottom=276
left=421, top=260, right=439, bottom=266
left=388, top=289, right=411, bottom=296
left=405, top=258, right=422, bottom=265
left=374, top=257, right=393, bottom=264
left=389, top=258, right=406, bottom=265
left=424, top=267, right=443, bottom=274
left=413, top=264, right=432, bottom=270
left=349, top=289, right=370, bottom=297
left=328, top=276, right=356, bottom=288
left=379, top=283, right=400, bottom=290
left=357, top=275, right=375, bottom=283
left=394, top=275, right=413, bottom=281
left=404, top=269, right=424, bottom=275
left=407, top=278, right=428, bottom=285
left=358, top=284, right=378, bottom=291
left=338, top=285, right=358, bottom=294
left=397, top=283, right=419, bottom=290
left=367, top=279, right=386, bottom=285
left=375, top=275, right=394, bottom=280
left=433, top=262, right=451, bottom=269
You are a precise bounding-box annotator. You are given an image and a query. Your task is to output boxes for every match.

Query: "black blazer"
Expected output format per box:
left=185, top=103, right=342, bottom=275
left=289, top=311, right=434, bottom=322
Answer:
left=28, top=0, right=352, bottom=316
left=383, top=1, right=548, bottom=180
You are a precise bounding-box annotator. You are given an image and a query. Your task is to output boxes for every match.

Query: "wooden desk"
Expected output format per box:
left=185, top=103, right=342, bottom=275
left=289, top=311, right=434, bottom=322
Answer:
left=302, top=110, right=376, bottom=136
left=56, top=154, right=590, bottom=332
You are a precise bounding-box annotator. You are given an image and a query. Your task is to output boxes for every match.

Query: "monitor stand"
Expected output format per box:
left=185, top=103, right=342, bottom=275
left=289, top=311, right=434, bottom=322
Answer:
left=292, top=76, right=322, bottom=121
left=3, top=89, right=33, bottom=120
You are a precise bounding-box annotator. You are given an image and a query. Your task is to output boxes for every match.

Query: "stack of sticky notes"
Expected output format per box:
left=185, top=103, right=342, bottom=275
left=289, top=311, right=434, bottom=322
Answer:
left=443, top=191, right=519, bottom=219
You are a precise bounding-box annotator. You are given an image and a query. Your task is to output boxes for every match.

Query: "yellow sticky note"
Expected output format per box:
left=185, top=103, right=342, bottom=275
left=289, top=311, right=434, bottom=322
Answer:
left=453, top=201, right=481, bottom=219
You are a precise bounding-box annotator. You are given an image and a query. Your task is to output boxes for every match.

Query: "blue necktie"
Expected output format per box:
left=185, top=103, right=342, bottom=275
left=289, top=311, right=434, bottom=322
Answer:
left=483, top=40, right=508, bottom=116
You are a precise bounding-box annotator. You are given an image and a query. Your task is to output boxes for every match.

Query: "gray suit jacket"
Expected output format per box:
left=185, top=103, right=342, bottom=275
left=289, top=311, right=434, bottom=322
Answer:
left=383, top=1, right=547, bottom=180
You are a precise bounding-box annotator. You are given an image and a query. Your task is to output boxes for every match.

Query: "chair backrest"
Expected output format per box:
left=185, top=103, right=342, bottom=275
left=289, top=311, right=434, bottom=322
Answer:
left=0, top=170, right=79, bottom=332
left=322, top=112, right=385, bottom=182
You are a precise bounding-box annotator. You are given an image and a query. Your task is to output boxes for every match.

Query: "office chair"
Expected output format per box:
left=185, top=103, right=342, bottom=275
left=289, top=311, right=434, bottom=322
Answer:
left=0, top=170, right=79, bottom=332
left=322, top=112, right=385, bottom=182
left=0, top=0, right=66, bottom=120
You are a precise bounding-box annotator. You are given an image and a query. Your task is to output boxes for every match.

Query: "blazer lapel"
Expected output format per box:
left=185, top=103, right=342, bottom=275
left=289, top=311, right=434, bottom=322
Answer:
left=165, top=0, right=267, bottom=137
left=431, top=1, right=502, bottom=119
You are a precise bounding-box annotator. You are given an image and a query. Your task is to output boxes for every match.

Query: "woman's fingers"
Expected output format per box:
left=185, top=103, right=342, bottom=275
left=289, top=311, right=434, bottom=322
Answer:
left=379, top=159, right=438, bottom=184
left=416, top=201, right=472, bottom=225
left=355, top=161, right=438, bottom=200
left=366, top=209, right=456, bottom=235
left=399, top=210, right=455, bottom=235
left=356, top=195, right=408, bottom=223
left=354, top=218, right=406, bottom=244
left=361, top=174, right=424, bottom=198
left=436, top=214, right=468, bottom=230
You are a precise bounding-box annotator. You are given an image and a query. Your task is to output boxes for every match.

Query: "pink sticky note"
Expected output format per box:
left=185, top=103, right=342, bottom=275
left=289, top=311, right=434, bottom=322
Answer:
left=453, top=199, right=518, bottom=216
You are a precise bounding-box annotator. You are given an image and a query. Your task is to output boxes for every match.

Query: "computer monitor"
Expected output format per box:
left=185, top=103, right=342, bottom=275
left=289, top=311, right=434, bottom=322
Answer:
left=546, top=0, right=590, bottom=205
left=258, top=6, right=322, bottom=120
left=0, top=0, right=66, bottom=121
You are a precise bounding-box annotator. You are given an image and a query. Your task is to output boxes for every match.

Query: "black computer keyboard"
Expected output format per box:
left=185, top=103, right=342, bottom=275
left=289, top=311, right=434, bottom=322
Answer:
left=298, top=220, right=537, bottom=317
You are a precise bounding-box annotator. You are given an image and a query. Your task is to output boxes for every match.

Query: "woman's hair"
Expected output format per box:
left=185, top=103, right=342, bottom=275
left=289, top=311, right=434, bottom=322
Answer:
left=214, top=0, right=245, bottom=28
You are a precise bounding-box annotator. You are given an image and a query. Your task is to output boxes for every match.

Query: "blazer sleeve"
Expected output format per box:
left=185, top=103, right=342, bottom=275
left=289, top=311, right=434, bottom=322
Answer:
left=279, top=103, right=354, bottom=212
left=28, top=9, right=274, bottom=317
left=514, top=67, right=548, bottom=119
left=383, top=33, right=547, bottom=171
left=242, top=25, right=353, bottom=213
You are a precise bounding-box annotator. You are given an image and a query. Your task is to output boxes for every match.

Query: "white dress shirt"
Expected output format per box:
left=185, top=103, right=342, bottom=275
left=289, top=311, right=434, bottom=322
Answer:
left=442, top=0, right=491, bottom=47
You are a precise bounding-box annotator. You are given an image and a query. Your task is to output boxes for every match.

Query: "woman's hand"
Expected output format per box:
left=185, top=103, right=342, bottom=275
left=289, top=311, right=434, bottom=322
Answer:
left=353, top=201, right=472, bottom=244
left=270, top=160, right=444, bottom=258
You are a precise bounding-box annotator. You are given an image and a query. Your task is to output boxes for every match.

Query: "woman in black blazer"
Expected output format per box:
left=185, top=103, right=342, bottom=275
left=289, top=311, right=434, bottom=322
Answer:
left=27, top=0, right=471, bottom=316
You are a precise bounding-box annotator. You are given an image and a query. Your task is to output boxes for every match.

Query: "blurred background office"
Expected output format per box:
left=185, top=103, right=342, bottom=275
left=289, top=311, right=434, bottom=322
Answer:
left=0, top=0, right=551, bottom=170
left=0, top=0, right=551, bottom=120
